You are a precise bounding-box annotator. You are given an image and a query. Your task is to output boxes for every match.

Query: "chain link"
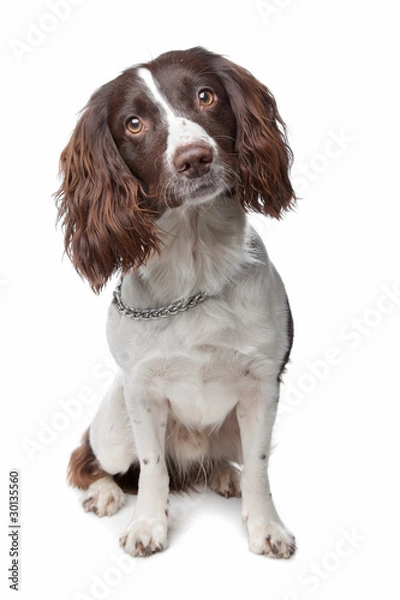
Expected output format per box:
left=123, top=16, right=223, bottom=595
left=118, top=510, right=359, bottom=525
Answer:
left=112, top=279, right=210, bottom=320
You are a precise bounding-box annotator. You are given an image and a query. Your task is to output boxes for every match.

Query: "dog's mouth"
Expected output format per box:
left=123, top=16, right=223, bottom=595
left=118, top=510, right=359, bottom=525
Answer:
left=166, top=178, right=223, bottom=208
left=184, top=173, right=224, bottom=197
left=162, top=163, right=237, bottom=208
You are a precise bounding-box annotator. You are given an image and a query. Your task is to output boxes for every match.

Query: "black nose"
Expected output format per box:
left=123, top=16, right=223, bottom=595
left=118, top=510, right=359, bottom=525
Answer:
left=173, top=143, right=213, bottom=179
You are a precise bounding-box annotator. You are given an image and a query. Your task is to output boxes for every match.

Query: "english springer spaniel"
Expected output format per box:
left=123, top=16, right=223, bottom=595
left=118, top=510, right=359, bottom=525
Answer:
left=56, top=47, right=297, bottom=558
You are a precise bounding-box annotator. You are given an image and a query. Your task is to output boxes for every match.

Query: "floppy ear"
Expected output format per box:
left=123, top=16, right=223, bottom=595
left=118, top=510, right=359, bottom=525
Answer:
left=55, top=84, right=159, bottom=293
left=211, top=53, right=295, bottom=218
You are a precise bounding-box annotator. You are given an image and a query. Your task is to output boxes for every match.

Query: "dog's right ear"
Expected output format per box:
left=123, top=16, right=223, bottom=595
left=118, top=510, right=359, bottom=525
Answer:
left=55, top=83, right=159, bottom=293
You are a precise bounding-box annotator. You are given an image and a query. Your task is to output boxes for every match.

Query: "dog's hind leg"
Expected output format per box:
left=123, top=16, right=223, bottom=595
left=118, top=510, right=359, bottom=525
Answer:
left=68, top=372, right=138, bottom=517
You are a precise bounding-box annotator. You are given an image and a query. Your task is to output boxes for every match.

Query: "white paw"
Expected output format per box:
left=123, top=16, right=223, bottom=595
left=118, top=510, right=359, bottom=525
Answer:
left=82, top=476, right=126, bottom=517
left=209, top=463, right=241, bottom=498
left=247, top=519, right=296, bottom=558
left=120, top=518, right=168, bottom=557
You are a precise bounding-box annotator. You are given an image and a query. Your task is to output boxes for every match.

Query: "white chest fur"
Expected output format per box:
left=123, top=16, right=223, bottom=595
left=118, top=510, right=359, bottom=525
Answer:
left=109, top=304, right=259, bottom=428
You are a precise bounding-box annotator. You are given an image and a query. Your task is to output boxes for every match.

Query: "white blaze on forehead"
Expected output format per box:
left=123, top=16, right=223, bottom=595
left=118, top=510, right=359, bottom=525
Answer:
left=137, top=67, right=175, bottom=119
left=137, top=67, right=217, bottom=163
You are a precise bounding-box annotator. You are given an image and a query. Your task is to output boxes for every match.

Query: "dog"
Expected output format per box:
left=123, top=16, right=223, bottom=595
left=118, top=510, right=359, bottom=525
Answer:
left=56, top=47, right=296, bottom=558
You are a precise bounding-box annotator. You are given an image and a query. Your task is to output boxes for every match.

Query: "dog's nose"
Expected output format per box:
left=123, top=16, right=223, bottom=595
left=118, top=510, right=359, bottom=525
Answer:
left=173, top=143, right=213, bottom=179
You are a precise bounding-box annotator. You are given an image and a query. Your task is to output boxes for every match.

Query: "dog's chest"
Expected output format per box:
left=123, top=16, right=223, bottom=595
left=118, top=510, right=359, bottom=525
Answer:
left=157, top=342, right=247, bottom=428
left=109, top=303, right=262, bottom=429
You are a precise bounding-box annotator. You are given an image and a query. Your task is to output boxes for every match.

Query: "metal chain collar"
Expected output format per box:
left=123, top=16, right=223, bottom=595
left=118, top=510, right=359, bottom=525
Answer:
left=112, top=279, right=210, bottom=320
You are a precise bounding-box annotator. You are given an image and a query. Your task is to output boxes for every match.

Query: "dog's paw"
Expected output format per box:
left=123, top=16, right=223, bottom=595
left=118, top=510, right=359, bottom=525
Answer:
left=82, top=476, right=126, bottom=517
left=209, top=462, right=241, bottom=498
left=247, top=520, right=296, bottom=558
left=120, top=518, right=168, bottom=557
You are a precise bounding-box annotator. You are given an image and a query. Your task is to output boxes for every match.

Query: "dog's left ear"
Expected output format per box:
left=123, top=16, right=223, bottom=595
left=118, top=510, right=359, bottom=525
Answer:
left=211, top=53, right=296, bottom=218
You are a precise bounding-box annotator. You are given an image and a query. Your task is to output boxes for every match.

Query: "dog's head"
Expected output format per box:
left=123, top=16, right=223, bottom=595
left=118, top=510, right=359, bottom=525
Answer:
left=56, top=47, right=295, bottom=292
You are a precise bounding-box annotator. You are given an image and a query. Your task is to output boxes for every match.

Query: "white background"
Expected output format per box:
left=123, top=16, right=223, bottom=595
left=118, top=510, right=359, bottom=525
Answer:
left=1, top=1, right=399, bottom=598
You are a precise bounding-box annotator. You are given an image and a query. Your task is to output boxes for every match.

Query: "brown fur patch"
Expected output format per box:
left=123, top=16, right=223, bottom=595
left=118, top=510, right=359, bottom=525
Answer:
left=67, top=429, right=107, bottom=489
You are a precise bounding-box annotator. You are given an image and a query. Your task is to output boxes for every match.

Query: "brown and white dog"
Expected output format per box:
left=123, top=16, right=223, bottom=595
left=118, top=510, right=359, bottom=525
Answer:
left=56, top=47, right=296, bottom=558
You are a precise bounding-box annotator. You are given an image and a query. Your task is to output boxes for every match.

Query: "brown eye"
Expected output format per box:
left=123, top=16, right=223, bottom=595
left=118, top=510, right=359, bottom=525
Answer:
left=198, top=89, right=216, bottom=107
left=126, top=116, right=144, bottom=134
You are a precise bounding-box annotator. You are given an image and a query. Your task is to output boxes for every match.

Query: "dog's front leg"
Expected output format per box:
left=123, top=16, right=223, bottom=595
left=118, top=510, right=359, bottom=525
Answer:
left=237, top=380, right=296, bottom=558
left=120, top=378, right=169, bottom=557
